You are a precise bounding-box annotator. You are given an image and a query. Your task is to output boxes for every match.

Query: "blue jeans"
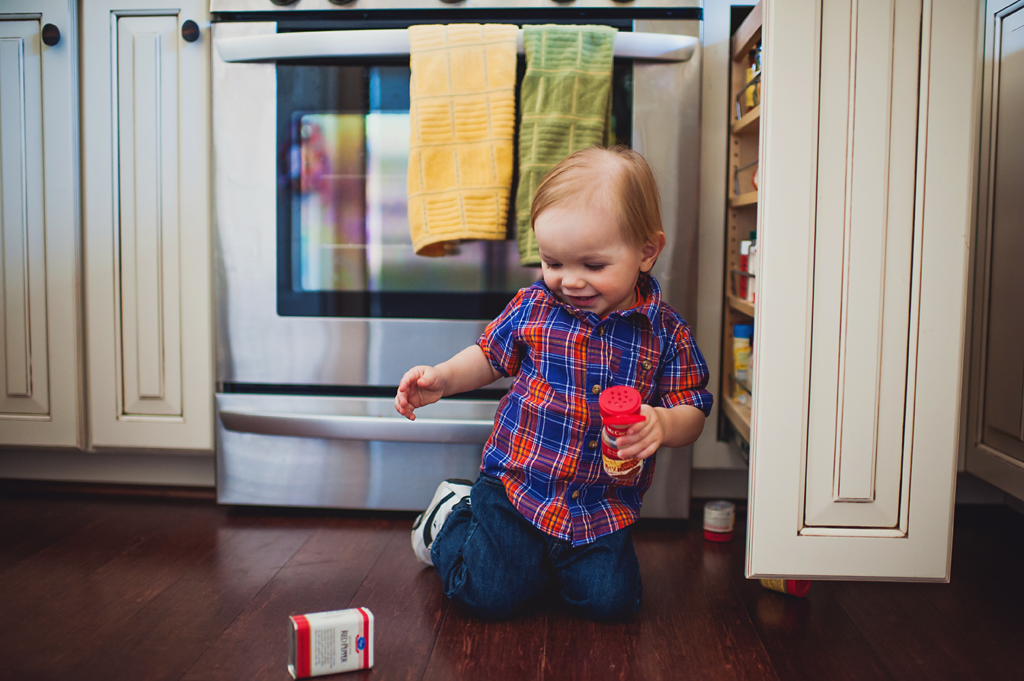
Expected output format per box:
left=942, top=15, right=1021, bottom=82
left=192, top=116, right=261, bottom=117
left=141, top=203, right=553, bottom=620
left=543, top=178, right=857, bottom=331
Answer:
left=430, top=474, right=643, bottom=620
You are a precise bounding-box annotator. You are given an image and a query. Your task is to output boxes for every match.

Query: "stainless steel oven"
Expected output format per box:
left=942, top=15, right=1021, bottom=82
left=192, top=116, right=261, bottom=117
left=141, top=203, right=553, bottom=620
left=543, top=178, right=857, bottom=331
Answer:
left=211, top=0, right=703, bottom=516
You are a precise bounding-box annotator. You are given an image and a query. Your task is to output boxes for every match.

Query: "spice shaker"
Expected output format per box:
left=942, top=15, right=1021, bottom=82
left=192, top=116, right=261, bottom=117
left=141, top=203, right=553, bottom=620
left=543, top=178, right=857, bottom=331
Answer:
left=598, top=386, right=646, bottom=480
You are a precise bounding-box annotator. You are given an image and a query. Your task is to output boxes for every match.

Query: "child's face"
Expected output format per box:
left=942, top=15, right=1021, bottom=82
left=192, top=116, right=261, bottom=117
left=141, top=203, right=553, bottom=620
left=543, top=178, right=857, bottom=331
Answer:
left=533, top=203, right=664, bottom=318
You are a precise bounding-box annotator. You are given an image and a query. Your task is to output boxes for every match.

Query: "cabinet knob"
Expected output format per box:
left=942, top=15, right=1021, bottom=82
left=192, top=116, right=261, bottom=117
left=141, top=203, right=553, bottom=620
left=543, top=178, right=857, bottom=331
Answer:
left=181, top=20, right=200, bottom=43
left=269, top=0, right=300, bottom=5
left=328, top=0, right=357, bottom=4
left=42, top=24, right=60, bottom=47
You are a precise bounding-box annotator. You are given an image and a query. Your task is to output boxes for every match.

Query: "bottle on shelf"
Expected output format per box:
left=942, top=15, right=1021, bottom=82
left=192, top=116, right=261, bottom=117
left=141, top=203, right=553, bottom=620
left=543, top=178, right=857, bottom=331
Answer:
left=747, top=230, right=757, bottom=303
left=746, top=49, right=758, bottom=109
left=733, top=324, right=754, bottom=404
left=739, top=239, right=751, bottom=300
left=754, top=41, right=762, bottom=106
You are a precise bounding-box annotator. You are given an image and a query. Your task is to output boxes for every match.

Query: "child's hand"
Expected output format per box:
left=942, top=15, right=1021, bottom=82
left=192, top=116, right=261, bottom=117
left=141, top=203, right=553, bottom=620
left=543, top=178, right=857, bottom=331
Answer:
left=614, top=404, right=663, bottom=461
left=395, top=365, right=447, bottom=420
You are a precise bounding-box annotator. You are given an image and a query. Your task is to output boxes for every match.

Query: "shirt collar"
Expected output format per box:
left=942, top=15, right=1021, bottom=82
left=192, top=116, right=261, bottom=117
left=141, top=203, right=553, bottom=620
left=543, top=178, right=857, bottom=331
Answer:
left=533, top=272, right=662, bottom=326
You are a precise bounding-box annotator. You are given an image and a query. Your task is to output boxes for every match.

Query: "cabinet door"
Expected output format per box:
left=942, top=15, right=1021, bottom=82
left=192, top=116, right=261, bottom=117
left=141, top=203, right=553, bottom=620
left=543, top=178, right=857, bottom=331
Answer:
left=82, top=0, right=212, bottom=450
left=747, top=0, right=981, bottom=581
left=965, top=0, right=1024, bottom=498
left=0, top=0, right=81, bottom=447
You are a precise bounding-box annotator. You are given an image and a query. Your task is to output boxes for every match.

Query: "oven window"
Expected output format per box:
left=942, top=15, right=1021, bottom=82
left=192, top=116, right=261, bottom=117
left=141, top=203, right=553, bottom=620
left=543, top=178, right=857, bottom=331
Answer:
left=278, top=63, right=631, bottom=319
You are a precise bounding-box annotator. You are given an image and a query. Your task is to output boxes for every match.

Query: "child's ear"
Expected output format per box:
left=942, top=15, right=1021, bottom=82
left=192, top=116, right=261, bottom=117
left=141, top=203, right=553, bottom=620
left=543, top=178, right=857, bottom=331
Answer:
left=640, top=232, right=667, bottom=273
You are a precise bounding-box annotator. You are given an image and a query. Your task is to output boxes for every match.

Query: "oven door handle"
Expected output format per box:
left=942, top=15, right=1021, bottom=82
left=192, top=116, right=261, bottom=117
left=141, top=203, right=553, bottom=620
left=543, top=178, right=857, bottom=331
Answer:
left=219, top=409, right=494, bottom=444
left=215, top=29, right=698, bottom=63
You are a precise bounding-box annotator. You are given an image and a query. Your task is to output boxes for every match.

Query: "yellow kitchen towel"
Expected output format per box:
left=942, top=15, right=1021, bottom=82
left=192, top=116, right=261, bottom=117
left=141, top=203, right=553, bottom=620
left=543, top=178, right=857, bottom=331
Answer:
left=407, top=24, right=518, bottom=257
left=516, top=25, right=617, bottom=266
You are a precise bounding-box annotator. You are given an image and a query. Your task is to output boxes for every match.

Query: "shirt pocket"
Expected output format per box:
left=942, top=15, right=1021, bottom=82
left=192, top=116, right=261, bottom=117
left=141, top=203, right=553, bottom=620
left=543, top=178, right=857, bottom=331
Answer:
left=633, top=354, right=658, bottom=402
left=611, top=347, right=656, bottom=396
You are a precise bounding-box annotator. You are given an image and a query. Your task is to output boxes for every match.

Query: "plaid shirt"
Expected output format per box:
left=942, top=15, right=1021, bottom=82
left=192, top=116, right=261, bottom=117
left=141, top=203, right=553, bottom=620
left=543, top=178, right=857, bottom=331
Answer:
left=476, top=272, right=713, bottom=546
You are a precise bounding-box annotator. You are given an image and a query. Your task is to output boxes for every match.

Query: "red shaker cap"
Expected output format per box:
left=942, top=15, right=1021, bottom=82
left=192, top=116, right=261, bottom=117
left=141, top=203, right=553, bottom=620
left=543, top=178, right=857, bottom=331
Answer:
left=786, top=580, right=812, bottom=597
left=599, top=386, right=642, bottom=418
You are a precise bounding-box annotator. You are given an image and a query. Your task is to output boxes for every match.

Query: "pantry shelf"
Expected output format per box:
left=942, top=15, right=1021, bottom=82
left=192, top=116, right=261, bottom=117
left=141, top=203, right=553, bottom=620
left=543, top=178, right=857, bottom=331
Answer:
left=728, top=295, right=755, bottom=318
left=721, top=397, right=752, bottom=443
left=732, top=1, right=763, bottom=61
left=720, top=1, right=762, bottom=447
left=732, top=105, right=760, bottom=135
left=729, top=191, right=758, bottom=208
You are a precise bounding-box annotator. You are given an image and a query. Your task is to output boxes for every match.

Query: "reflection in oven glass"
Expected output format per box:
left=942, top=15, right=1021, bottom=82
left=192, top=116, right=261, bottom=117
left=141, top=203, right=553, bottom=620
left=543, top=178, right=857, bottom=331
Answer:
left=295, top=113, right=367, bottom=292
left=291, top=107, right=537, bottom=295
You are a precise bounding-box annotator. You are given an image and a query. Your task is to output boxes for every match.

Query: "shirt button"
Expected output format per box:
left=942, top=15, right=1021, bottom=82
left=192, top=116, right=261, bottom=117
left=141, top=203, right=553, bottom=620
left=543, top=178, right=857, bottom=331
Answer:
left=591, top=384, right=601, bottom=395
left=641, top=360, right=652, bottom=370
left=597, top=327, right=605, bottom=337
left=589, top=440, right=598, bottom=450
left=571, top=490, right=580, bottom=500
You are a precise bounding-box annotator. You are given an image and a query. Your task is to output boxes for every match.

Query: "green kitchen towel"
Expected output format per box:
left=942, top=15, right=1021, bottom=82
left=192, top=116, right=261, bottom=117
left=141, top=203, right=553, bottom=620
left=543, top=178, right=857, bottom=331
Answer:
left=515, top=25, right=617, bottom=266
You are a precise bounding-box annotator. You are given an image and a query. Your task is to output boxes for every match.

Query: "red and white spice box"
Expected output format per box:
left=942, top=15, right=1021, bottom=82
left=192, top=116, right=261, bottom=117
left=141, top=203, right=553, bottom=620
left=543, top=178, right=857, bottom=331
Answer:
left=288, top=608, right=374, bottom=679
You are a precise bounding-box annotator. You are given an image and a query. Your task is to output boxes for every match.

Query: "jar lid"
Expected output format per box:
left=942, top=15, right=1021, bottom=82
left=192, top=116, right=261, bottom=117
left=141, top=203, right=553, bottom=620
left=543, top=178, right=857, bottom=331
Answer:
left=734, top=324, right=754, bottom=339
left=599, top=386, right=641, bottom=417
left=704, top=500, right=736, bottom=514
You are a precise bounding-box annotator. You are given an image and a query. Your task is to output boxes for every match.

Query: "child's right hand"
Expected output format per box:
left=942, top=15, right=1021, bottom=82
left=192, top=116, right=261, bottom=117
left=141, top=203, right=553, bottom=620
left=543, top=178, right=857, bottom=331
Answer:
left=395, top=365, right=447, bottom=421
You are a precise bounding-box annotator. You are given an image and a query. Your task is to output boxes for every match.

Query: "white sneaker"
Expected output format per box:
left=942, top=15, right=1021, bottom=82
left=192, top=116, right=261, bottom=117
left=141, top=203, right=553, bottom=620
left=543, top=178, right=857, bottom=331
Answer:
left=411, top=479, right=473, bottom=566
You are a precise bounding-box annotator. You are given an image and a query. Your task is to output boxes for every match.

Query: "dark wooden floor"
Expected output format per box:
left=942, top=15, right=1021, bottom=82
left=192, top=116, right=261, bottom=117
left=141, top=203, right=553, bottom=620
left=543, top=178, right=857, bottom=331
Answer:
left=1, top=487, right=1022, bottom=681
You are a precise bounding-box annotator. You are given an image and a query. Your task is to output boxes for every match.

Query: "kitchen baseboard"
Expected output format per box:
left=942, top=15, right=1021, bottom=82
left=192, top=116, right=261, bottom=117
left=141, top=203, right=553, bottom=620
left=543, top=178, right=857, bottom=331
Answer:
left=0, top=478, right=216, bottom=500
left=0, top=449, right=215, bottom=488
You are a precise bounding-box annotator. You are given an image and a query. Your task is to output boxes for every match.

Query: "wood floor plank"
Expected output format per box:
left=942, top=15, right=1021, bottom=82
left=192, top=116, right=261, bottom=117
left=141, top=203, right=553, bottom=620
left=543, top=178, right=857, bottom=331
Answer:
left=0, top=492, right=117, bottom=573
left=541, top=596, right=643, bottom=681
left=341, top=528, right=451, bottom=681
left=823, top=508, right=1024, bottom=679
left=825, top=579, right=1002, bottom=681
left=918, top=505, right=1024, bottom=681
left=180, top=517, right=398, bottom=681
left=2, top=491, right=1023, bottom=681
left=730, top=568, right=894, bottom=680
left=724, top=519, right=894, bottom=681
left=631, top=526, right=778, bottom=681
left=75, top=516, right=317, bottom=681
left=421, top=602, right=548, bottom=681
left=0, top=500, right=235, bottom=680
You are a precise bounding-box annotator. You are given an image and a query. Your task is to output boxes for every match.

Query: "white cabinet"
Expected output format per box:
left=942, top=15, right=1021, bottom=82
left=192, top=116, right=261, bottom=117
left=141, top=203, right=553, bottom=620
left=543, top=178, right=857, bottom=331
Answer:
left=0, top=0, right=82, bottom=447
left=114, top=14, right=185, bottom=419
left=964, top=0, right=1024, bottom=500
left=81, top=0, right=212, bottom=450
left=801, top=0, right=924, bottom=530
left=747, top=0, right=981, bottom=580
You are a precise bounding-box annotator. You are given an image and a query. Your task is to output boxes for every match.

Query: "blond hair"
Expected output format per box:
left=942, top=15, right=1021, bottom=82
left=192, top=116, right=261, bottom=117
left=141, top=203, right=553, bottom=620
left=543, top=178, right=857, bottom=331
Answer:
left=529, top=145, right=663, bottom=250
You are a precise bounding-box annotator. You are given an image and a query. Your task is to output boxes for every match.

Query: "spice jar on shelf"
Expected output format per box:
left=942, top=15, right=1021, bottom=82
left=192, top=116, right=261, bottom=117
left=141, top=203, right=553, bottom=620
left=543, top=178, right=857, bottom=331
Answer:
left=733, top=324, right=754, bottom=404
left=746, top=49, right=758, bottom=109
left=754, top=41, right=762, bottom=106
left=747, top=230, right=757, bottom=303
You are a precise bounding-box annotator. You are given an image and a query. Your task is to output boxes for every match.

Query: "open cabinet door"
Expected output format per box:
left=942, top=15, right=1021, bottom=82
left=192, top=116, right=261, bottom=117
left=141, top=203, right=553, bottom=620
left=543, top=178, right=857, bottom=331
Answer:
left=747, top=0, right=982, bottom=581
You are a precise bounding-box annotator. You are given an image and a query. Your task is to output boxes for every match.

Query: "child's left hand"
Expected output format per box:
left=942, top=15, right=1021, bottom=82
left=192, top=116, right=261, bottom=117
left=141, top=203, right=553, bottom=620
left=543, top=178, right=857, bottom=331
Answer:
left=614, top=404, right=663, bottom=461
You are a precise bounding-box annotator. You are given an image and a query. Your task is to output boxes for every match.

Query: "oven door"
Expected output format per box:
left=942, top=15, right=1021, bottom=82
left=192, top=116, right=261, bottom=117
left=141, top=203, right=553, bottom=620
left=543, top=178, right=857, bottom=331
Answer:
left=212, top=18, right=702, bottom=516
left=216, top=392, right=497, bottom=509
left=215, top=22, right=519, bottom=387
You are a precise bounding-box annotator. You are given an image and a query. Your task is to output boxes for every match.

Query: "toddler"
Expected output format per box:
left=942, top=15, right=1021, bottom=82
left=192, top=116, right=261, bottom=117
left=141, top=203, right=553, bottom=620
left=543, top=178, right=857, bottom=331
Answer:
left=394, top=146, right=713, bottom=620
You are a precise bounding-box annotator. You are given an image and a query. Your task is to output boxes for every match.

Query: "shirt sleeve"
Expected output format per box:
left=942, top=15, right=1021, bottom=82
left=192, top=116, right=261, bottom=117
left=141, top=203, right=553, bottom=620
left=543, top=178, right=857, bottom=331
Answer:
left=657, top=316, right=714, bottom=416
left=476, top=289, right=528, bottom=378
